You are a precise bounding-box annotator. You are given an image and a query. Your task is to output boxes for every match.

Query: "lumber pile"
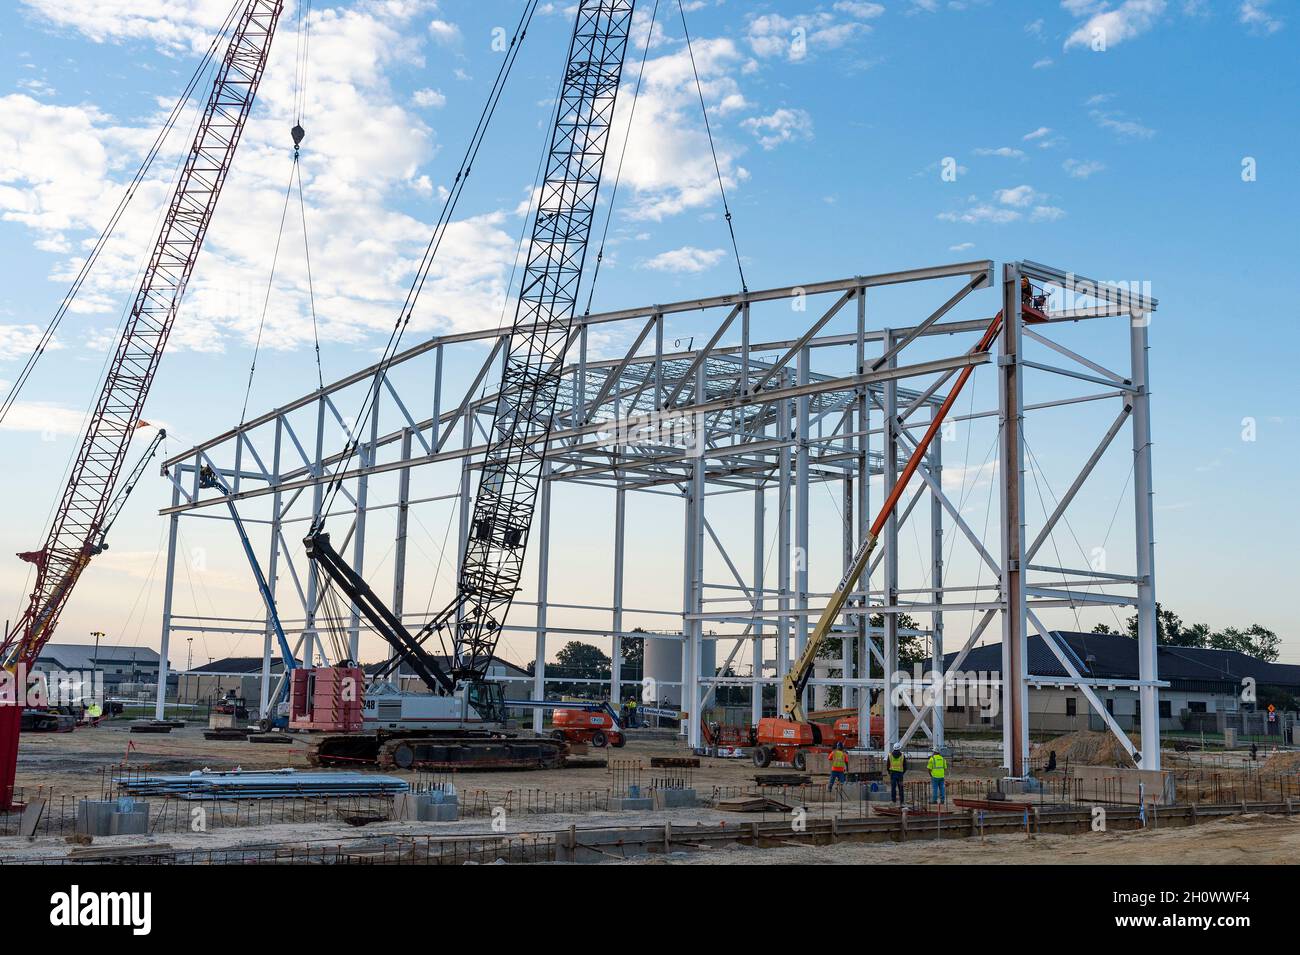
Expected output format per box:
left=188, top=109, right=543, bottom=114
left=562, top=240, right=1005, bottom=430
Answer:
left=715, top=794, right=793, bottom=813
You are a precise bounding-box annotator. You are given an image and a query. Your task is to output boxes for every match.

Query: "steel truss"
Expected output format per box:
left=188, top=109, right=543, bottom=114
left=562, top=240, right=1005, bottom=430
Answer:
left=155, top=257, right=1161, bottom=773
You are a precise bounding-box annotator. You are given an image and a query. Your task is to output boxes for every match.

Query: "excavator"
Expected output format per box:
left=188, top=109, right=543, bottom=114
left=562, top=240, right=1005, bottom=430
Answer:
left=750, top=286, right=1050, bottom=769
left=292, top=0, right=638, bottom=771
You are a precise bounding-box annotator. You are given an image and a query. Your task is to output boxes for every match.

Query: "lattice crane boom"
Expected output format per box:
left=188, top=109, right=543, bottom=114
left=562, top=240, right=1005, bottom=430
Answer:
left=305, top=0, right=637, bottom=691
left=445, top=0, right=636, bottom=681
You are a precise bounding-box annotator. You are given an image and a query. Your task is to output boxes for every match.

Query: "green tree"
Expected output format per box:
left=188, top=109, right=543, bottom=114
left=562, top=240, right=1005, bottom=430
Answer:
left=1124, top=603, right=1208, bottom=648
left=554, top=641, right=611, bottom=679
left=1208, top=624, right=1281, bottom=662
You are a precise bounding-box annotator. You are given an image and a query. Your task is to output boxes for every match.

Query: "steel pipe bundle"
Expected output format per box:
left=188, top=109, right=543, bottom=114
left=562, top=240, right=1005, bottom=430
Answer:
left=115, top=769, right=409, bottom=800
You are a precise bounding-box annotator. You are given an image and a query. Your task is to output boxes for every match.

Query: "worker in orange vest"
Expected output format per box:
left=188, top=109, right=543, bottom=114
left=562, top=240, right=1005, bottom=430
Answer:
left=828, top=740, right=848, bottom=792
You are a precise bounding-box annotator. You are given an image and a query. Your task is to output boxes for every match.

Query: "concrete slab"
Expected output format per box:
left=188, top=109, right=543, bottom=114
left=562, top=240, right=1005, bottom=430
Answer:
left=651, top=788, right=697, bottom=809
left=609, top=797, right=654, bottom=811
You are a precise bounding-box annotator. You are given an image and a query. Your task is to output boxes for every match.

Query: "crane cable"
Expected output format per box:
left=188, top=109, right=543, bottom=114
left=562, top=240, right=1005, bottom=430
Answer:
left=677, top=0, right=746, bottom=294
left=0, top=0, right=245, bottom=427
left=239, top=0, right=323, bottom=424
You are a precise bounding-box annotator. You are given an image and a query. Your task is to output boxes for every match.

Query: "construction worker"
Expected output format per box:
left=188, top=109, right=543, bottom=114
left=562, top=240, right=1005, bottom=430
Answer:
left=85, top=699, right=103, bottom=725
left=887, top=746, right=907, bottom=803
left=828, top=740, right=848, bottom=793
left=626, top=696, right=638, bottom=728
left=927, top=748, right=947, bottom=805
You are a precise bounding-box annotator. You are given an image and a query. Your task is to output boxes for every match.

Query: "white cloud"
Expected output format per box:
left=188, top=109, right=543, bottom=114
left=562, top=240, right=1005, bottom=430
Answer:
left=996, top=184, right=1040, bottom=207
left=939, top=185, right=1063, bottom=225
left=427, top=18, right=460, bottom=44
left=1090, top=106, right=1156, bottom=138
left=1023, top=126, right=1052, bottom=141
left=411, top=87, right=446, bottom=108
left=17, top=0, right=238, bottom=53
left=974, top=146, right=1025, bottom=159
left=746, top=11, right=875, bottom=61
left=1239, top=1, right=1284, bottom=34
left=0, top=398, right=86, bottom=435
left=611, top=36, right=751, bottom=221
left=949, top=241, right=975, bottom=251
left=741, top=107, right=813, bottom=150
left=4, top=2, right=524, bottom=362
left=1063, top=158, right=1105, bottom=178
left=0, top=324, right=61, bottom=361
left=1032, top=56, right=1054, bottom=68
left=1065, top=0, right=1167, bottom=50
left=641, top=245, right=726, bottom=273
left=834, top=2, right=887, bottom=19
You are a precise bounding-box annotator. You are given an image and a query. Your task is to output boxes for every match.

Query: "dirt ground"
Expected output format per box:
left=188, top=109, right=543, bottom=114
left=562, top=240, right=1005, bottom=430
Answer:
left=618, top=813, right=1300, bottom=865
left=7, top=721, right=1002, bottom=798
left=6, top=722, right=1297, bottom=865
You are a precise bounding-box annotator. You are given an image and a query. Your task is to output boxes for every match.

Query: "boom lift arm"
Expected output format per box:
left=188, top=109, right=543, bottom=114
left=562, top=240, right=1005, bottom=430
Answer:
left=781, top=302, right=1044, bottom=724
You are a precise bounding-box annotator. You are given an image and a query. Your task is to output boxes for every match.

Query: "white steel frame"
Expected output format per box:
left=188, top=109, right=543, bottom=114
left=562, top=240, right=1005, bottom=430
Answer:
left=153, top=258, right=1162, bottom=773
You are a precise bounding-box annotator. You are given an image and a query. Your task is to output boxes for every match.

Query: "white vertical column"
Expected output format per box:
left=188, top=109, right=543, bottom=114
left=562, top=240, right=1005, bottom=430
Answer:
left=777, top=392, right=792, bottom=685
left=302, top=395, right=327, bottom=668
left=999, top=264, right=1030, bottom=776
left=154, top=480, right=182, bottom=721
left=391, top=428, right=413, bottom=681
left=260, top=417, right=285, bottom=718
left=610, top=485, right=625, bottom=707
left=795, top=348, right=811, bottom=713
left=883, top=329, right=899, bottom=750
left=856, top=289, right=871, bottom=742
left=929, top=435, right=945, bottom=747
left=1131, top=313, right=1160, bottom=770
left=752, top=487, right=765, bottom=725
left=532, top=463, right=552, bottom=731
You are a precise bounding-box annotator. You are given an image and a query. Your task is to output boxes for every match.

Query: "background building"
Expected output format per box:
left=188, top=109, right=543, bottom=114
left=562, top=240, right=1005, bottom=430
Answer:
left=943, top=631, right=1298, bottom=737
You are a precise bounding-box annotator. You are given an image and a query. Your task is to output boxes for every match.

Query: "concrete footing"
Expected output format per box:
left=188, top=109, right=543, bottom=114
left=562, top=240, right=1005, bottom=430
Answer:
left=609, top=796, right=654, bottom=811
left=76, top=799, right=150, bottom=836
left=651, top=788, right=697, bottom=809
left=393, top=792, right=460, bottom=822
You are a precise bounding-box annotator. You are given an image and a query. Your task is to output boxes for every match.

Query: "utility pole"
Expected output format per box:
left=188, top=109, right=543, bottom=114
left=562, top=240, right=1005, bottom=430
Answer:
left=90, top=631, right=105, bottom=673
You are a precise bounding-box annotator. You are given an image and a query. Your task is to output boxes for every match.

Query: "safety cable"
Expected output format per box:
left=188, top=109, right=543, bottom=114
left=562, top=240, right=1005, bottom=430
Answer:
left=239, top=163, right=297, bottom=426
left=294, top=158, right=325, bottom=391
left=0, top=0, right=244, bottom=427
left=676, top=0, right=746, bottom=293
left=313, top=0, right=541, bottom=529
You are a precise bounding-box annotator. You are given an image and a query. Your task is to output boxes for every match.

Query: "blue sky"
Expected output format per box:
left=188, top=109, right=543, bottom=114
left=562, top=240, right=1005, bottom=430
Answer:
left=1, top=0, right=1297, bottom=667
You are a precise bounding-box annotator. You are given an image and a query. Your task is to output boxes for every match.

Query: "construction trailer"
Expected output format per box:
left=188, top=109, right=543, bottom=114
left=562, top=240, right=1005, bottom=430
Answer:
left=155, top=258, right=1161, bottom=776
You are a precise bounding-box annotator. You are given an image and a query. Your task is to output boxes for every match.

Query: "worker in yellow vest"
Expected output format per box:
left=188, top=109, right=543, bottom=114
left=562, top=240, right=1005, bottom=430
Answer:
left=927, top=748, right=947, bottom=804
left=887, top=746, right=907, bottom=803
left=827, top=740, right=848, bottom=792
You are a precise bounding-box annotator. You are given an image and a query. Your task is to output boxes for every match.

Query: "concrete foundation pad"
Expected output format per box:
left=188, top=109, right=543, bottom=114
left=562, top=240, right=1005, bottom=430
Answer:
left=393, top=792, right=461, bottom=822
left=651, top=788, right=697, bottom=809
left=76, top=799, right=151, bottom=836
left=609, top=797, right=654, bottom=811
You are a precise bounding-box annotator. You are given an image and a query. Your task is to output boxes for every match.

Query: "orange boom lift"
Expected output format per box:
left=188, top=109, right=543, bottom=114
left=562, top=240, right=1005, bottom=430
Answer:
left=751, top=294, right=1049, bottom=769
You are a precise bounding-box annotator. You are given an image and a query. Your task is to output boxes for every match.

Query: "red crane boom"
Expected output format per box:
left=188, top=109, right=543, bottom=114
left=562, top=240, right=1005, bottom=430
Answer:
left=0, top=0, right=284, bottom=809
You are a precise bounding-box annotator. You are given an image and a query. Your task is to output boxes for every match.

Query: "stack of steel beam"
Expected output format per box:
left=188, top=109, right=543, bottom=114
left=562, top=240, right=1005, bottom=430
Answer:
left=114, top=769, right=409, bottom=800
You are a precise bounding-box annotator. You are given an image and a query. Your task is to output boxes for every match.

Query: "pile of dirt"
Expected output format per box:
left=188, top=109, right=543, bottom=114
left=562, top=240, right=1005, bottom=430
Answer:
left=1037, top=731, right=1136, bottom=768
left=1260, top=750, right=1300, bottom=775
